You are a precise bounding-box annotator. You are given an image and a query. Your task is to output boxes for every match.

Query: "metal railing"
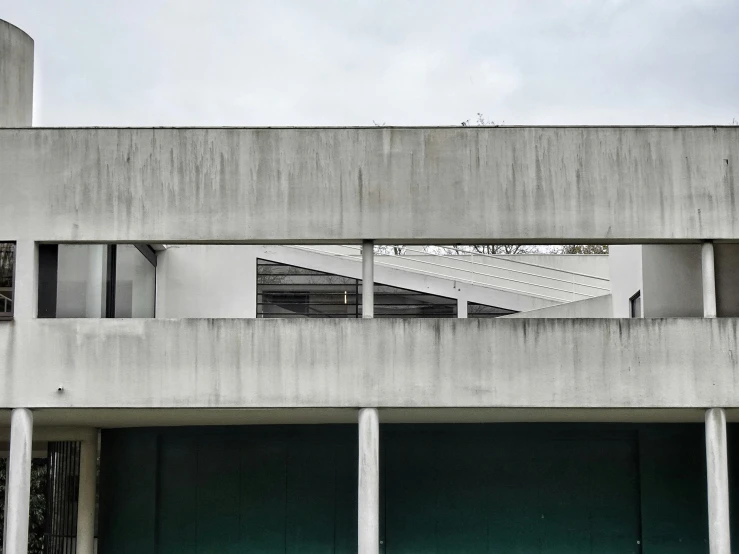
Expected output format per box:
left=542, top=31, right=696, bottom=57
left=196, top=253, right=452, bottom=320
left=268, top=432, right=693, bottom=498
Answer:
left=0, top=287, right=12, bottom=318
left=0, top=242, right=15, bottom=319
left=45, top=441, right=82, bottom=554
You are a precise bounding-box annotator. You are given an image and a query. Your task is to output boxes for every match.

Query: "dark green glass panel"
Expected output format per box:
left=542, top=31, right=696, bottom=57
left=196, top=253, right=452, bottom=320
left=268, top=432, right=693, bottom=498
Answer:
left=158, top=435, right=198, bottom=554
left=240, top=437, right=287, bottom=553
left=98, top=423, right=712, bottom=554
left=638, top=425, right=708, bottom=553
left=98, top=429, right=158, bottom=554
left=285, top=435, right=337, bottom=554
left=195, top=434, right=241, bottom=554
left=383, top=425, right=641, bottom=554
left=99, top=425, right=357, bottom=554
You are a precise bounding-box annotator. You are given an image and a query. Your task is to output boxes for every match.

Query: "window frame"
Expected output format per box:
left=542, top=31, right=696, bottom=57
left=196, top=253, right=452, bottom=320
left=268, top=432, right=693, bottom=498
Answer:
left=0, top=241, right=16, bottom=321
left=629, top=291, right=642, bottom=318
left=38, top=243, right=157, bottom=319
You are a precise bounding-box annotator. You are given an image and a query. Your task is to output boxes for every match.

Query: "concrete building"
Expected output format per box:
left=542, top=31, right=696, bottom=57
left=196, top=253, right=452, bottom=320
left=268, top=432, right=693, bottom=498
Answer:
left=2, top=17, right=739, bottom=554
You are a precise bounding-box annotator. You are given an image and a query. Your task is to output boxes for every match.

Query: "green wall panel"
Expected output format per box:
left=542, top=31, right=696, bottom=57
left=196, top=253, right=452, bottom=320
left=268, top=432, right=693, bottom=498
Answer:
left=158, top=435, right=198, bottom=554
left=196, top=435, right=242, bottom=554
left=638, top=425, right=708, bottom=553
left=99, top=429, right=159, bottom=554
left=240, top=439, right=287, bottom=553
left=383, top=425, right=642, bottom=554
left=100, top=423, right=711, bottom=554
left=99, top=426, right=357, bottom=554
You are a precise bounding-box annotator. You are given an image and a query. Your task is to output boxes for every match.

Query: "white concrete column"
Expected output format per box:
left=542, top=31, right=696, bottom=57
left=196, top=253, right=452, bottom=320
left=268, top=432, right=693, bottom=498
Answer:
left=702, top=241, right=717, bottom=318
left=362, top=241, right=374, bottom=319
left=85, top=245, right=106, bottom=317
left=706, top=408, right=731, bottom=554
left=12, top=240, right=37, bottom=319
left=457, top=297, right=468, bottom=318
left=3, top=408, right=33, bottom=554
left=358, top=408, right=379, bottom=554
left=76, top=433, right=98, bottom=554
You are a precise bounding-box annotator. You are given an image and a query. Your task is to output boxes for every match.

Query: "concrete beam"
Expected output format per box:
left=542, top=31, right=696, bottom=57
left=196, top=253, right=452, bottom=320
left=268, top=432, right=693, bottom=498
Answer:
left=0, top=407, right=727, bottom=428
left=1, top=127, right=738, bottom=242
left=1, top=318, right=739, bottom=409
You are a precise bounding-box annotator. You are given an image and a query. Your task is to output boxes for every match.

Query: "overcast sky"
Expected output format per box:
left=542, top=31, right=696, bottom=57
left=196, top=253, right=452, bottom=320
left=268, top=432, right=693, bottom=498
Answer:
left=1, top=0, right=737, bottom=126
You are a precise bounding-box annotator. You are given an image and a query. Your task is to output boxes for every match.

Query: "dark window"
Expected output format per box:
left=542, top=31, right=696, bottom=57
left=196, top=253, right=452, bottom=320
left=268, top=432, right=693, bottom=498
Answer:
left=630, top=291, right=642, bottom=318
left=263, top=292, right=311, bottom=315
left=373, top=283, right=456, bottom=318
left=0, top=242, right=15, bottom=319
left=467, top=301, right=517, bottom=318
left=257, top=260, right=358, bottom=318
left=256, top=258, right=458, bottom=318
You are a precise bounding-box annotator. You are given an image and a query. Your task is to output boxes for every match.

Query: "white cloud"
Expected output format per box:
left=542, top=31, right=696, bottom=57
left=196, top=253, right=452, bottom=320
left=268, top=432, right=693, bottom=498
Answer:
left=1, top=0, right=737, bottom=126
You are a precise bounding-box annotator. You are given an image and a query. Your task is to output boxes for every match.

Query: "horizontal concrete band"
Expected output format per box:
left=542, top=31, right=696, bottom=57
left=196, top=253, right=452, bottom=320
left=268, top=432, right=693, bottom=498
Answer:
left=0, top=318, right=737, bottom=408
left=0, top=127, right=738, bottom=242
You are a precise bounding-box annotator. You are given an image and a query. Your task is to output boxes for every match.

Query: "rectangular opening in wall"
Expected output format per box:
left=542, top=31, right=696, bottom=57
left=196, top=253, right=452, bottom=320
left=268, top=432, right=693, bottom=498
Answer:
left=0, top=242, right=15, bottom=319
left=140, top=243, right=614, bottom=318
left=38, top=244, right=156, bottom=318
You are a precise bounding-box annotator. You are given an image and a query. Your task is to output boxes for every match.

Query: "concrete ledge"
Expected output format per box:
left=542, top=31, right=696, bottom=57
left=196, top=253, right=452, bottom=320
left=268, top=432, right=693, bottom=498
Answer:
left=0, top=318, right=737, bottom=409
left=1, top=127, right=738, bottom=241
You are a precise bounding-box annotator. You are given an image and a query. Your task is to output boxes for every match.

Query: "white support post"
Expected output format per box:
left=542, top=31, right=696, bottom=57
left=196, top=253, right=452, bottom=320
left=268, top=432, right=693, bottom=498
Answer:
left=76, top=432, right=98, bottom=554
left=85, top=245, right=106, bottom=317
left=457, top=297, right=468, bottom=318
left=362, top=241, right=374, bottom=319
left=358, top=408, right=380, bottom=554
left=702, top=241, right=717, bottom=318
left=706, top=408, right=731, bottom=554
left=3, top=408, right=33, bottom=554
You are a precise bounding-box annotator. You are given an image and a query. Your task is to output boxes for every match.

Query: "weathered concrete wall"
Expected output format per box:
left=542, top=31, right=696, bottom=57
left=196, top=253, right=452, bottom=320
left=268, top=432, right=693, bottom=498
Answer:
left=642, top=244, right=703, bottom=317
left=502, top=294, right=612, bottom=318
left=0, top=20, right=33, bottom=127
left=0, top=318, right=737, bottom=409
left=609, top=246, right=643, bottom=317
left=0, top=127, right=738, bottom=242
left=156, top=246, right=259, bottom=318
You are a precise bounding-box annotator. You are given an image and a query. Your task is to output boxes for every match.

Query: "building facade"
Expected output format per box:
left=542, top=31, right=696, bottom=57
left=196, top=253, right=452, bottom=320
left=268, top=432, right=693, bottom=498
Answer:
left=2, top=18, right=739, bottom=554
